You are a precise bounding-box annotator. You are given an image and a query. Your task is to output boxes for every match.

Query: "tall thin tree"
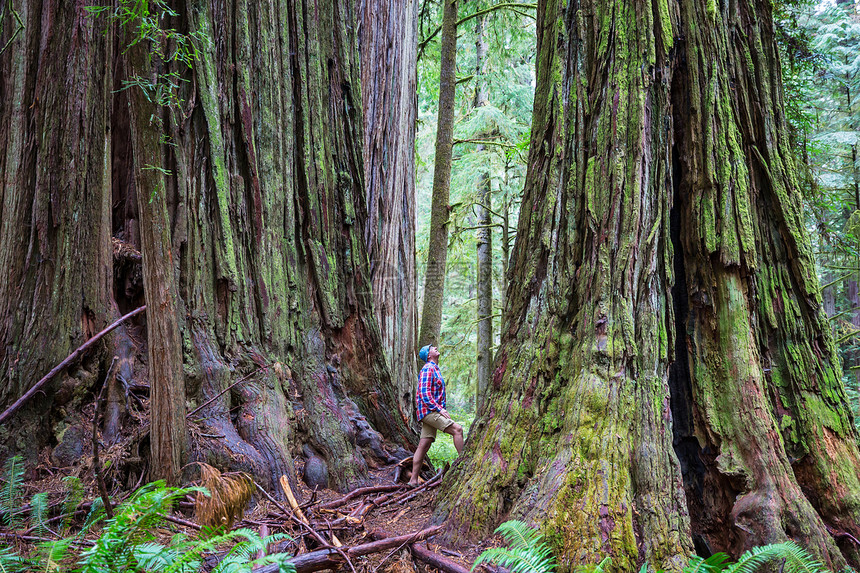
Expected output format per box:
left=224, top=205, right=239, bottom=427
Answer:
left=474, top=15, right=492, bottom=412
left=418, top=0, right=458, bottom=349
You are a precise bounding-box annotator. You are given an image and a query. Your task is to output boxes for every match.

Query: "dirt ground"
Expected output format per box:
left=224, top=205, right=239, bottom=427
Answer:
left=1, top=447, right=501, bottom=572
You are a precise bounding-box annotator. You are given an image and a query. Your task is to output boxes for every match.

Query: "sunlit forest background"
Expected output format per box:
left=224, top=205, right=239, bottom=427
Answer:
left=416, top=0, right=860, bottom=459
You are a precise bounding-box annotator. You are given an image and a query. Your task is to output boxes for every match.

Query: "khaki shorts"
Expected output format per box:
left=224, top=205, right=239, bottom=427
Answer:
left=420, top=411, right=454, bottom=440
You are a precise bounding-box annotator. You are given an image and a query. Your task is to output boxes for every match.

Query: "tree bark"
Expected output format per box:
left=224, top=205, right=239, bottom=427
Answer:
left=474, top=15, right=492, bottom=414
left=124, top=34, right=188, bottom=485
left=0, top=0, right=114, bottom=458
left=360, top=0, right=420, bottom=428
left=0, top=0, right=414, bottom=492
left=418, top=0, right=458, bottom=349
left=436, top=0, right=860, bottom=570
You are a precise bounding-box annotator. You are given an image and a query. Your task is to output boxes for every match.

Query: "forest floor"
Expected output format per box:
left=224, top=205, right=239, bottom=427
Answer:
left=0, top=454, right=499, bottom=573
left=258, top=459, right=498, bottom=573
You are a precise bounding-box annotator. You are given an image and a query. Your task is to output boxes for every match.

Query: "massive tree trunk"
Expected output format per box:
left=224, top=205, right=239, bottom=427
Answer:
left=360, top=0, right=420, bottom=426
left=0, top=0, right=414, bottom=493
left=418, top=0, right=458, bottom=349
left=0, top=0, right=115, bottom=456
left=437, top=0, right=860, bottom=570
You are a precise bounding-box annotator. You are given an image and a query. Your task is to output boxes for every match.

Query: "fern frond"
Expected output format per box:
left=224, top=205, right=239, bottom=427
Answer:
left=36, top=539, right=73, bottom=573
left=0, top=456, right=24, bottom=526
left=29, top=492, right=49, bottom=537
left=0, top=546, right=26, bottom=573
left=473, top=521, right=557, bottom=573
left=473, top=546, right=554, bottom=573
left=495, top=520, right=544, bottom=552
left=726, top=542, right=825, bottom=573
left=593, top=556, right=612, bottom=573
left=61, top=476, right=84, bottom=534
left=163, top=528, right=257, bottom=573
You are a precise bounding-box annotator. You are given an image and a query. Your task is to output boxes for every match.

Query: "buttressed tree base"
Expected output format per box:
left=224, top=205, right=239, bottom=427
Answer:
left=437, top=0, right=860, bottom=570
left=0, top=0, right=415, bottom=493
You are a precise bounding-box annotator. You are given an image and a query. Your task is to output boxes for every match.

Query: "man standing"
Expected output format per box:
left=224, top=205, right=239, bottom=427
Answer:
left=408, top=344, right=464, bottom=487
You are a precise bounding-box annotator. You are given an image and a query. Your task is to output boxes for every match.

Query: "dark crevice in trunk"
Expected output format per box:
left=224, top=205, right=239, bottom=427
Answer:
left=669, top=52, right=742, bottom=558
left=668, top=137, right=708, bottom=558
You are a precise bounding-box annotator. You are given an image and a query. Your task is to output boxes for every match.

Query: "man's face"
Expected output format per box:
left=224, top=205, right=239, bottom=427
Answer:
left=428, top=345, right=440, bottom=362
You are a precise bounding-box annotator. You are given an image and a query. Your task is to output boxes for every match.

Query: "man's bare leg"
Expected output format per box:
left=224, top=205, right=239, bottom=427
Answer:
left=444, top=423, right=464, bottom=455
left=409, top=437, right=434, bottom=486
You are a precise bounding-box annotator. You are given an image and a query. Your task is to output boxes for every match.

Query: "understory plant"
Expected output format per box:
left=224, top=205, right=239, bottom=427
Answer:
left=473, top=521, right=827, bottom=573
left=0, top=459, right=294, bottom=573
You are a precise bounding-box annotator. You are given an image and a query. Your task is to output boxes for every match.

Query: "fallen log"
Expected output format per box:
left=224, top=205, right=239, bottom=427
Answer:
left=371, top=527, right=470, bottom=573
left=254, top=525, right=444, bottom=573
left=411, top=542, right=471, bottom=573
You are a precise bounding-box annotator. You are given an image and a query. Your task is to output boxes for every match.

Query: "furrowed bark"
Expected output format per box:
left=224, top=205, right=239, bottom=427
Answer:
left=360, top=0, right=420, bottom=427
left=0, top=0, right=114, bottom=458
left=437, top=0, right=860, bottom=570
left=0, top=0, right=414, bottom=492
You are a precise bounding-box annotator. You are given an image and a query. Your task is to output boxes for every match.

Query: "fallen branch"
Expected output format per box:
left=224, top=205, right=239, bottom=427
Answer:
left=318, top=484, right=403, bottom=510
left=186, top=367, right=265, bottom=419
left=411, top=542, right=472, bottom=573
left=254, top=525, right=445, bottom=573
left=280, top=475, right=342, bottom=548
left=255, top=482, right=328, bottom=546
left=161, top=513, right=202, bottom=530
left=377, top=469, right=443, bottom=508
left=0, top=305, right=147, bottom=425
left=93, top=357, right=119, bottom=519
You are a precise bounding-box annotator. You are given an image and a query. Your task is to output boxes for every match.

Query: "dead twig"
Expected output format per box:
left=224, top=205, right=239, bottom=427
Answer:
left=93, top=357, right=119, bottom=519
left=187, top=367, right=265, bottom=419
left=160, top=513, right=202, bottom=530
left=254, top=525, right=445, bottom=573
left=318, top=483, right=403, bottom=510
left=0, top=305, right=147, bottom=425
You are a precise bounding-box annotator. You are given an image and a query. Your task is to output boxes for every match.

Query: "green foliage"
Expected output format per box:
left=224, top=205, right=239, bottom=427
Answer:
left=86, top=0, right=207, bottom=117
left=417, top=2, right=534, bottom=411
left=28, top=492, right=49, bottom=537
left=0, top=546, right=26, bottom=573
left=427, top=407, right=474, bottom=467
left=77, top=481, right=203, bottom=571
left=472, top=520, right=557, bottom=573
left=0, top=476, right=295, bottom=573
left=725, top=542, right=825, bottom=573
left=0, top=455, right=24, bottom=527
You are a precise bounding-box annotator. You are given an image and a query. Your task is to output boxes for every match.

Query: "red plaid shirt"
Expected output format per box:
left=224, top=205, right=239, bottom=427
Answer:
left=416, top=360, right=446, bottom=421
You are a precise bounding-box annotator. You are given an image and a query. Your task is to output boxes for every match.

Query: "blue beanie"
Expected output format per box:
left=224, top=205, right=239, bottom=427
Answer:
left=418, top=345, right=432, bottom=362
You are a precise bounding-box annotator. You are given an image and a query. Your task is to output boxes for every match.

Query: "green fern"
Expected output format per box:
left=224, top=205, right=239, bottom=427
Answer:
left=0, top=546, right=26, bottom=573
left=683, top=552, right=731, bottom=573
left=61, top=476, right=84, bottom=535
left=212, top=530, right=294, bottom=573
left=77, top=480, right=204, bottom=572
left=725, top=542, right=825, bottom=573
left=28, top=492, right=49, bottom=537
left=472, top=520, right=557, bottom=573
left=0, top=456, right=25, bottom=526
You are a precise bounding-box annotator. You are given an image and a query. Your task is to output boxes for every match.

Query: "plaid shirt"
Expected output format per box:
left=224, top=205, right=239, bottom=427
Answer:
left=416, top=360, right=446, bottom=421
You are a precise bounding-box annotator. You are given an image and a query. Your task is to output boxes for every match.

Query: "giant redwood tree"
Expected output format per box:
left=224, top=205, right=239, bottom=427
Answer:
left=360, top=0, right=420, bottom=424
left=0, top=0, right=414, bottom=492
left=438, top=0, right=860, bottom=569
